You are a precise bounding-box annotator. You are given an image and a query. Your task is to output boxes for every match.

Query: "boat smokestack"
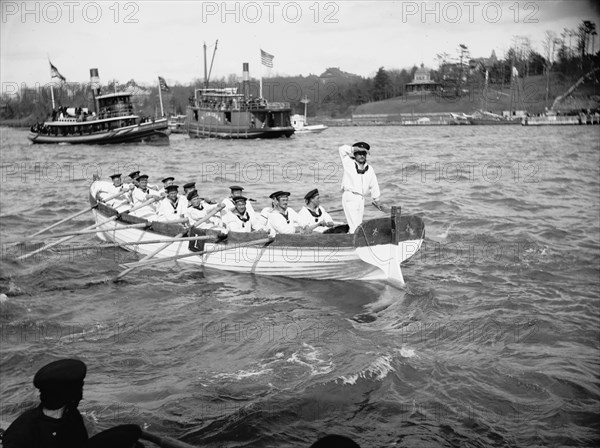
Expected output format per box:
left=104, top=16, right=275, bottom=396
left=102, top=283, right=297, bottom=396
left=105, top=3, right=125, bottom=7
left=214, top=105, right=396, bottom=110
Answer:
left=242, top=63, right=249, bottom=100
left=90, top=68, right=100, bottom=96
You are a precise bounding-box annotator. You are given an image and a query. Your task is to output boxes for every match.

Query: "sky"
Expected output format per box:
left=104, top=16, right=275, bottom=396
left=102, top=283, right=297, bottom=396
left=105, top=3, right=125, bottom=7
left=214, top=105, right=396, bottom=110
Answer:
left=1, top=1, right=599, bottom=88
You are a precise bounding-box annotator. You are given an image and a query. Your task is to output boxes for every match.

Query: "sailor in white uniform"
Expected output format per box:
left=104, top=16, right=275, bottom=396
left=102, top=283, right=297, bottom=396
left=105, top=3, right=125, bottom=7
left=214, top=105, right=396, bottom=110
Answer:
left=156, top=185, right=187, bottom=222
left=98, top=173, right=132, bottom=212
left=298, top=188, right=335, bottom=233
left=130, top=174, right=162, bottom=219
left=222, top=195, right=267, bottom=233
left=185, top=190, right=223, bottom=229
left=266, top=191, right=306, bottom=234
left=339, top=141, right=382, bottom=233
left=158, top=176, right=175, bottom=196
left=221, top=186, right=256, bottom=217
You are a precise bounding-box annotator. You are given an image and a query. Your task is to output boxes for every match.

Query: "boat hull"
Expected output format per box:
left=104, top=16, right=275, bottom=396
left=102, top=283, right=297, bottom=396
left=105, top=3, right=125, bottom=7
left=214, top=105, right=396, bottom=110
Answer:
left=89, top=187, right=424, bottom=284
left=28, top=119, right=169, bottom=145
left=187, top=106, right=295, bottom=139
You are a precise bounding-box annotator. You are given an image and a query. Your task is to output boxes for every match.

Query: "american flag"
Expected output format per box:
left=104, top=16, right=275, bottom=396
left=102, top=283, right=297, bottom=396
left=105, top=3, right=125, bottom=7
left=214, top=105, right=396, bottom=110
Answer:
left=260, top=49, right=274, bottom=68
left=158, top=76, right=170, bottom=92
left=49, top=61, right=66, bottom=82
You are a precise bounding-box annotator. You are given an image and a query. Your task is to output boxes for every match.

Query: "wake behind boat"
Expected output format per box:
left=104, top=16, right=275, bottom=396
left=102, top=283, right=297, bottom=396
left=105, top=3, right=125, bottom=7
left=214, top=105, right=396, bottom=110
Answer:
left=87, top=181, right=424, bottom=285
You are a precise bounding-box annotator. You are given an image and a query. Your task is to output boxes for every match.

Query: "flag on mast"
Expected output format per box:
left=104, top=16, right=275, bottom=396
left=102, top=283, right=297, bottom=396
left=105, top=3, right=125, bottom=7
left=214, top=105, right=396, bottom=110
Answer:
left=49, top=61, right=66, bottom=82
left=511, top=66, right=519, bottom=78
left=158, top=76, right=170, bottom=92
left=260, top=49, right=274, bottom=68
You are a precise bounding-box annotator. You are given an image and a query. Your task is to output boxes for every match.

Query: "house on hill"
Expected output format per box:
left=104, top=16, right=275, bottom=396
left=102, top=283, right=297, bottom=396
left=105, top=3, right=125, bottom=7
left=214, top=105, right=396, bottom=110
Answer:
left=405, top=64, right=441, bottom=95
left=319, top=67, right=361, bottom=85
left=469, top=50, right=498, bottom=72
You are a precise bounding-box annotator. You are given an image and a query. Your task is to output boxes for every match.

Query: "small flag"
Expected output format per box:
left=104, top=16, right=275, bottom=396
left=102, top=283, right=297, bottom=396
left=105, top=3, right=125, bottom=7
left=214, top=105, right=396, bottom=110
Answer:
left=49, top=61, right=66, bottom=82
left=260, top=49, right=274, bottom=68
left=158, top=76, right=170, bottom=92
left=512, top=66, right=519, bottom=78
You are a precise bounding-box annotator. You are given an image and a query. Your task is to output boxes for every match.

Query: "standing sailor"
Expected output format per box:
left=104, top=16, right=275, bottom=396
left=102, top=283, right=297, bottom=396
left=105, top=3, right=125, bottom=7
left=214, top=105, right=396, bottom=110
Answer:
left=266, top=191, right=306, bottom=234
left=156, top=185, right=186, bottom=222
left=339, top=141, right=383, bottom=233
left=298, top=188, right=335, bottom=233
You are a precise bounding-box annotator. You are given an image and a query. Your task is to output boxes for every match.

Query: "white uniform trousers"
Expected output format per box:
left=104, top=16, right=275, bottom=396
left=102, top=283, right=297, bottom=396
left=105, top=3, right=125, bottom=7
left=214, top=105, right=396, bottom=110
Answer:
left=342, top=190, right=365, bottom=234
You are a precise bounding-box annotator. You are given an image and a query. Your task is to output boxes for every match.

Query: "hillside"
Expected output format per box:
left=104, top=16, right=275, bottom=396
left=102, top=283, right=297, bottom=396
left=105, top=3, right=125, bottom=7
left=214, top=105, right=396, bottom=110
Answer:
left=354, top=74, right=600, bottom=116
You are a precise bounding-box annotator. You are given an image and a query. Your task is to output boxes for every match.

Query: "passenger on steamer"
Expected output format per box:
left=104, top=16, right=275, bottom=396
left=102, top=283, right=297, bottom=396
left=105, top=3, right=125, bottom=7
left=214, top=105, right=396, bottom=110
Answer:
left=266, top=191, right=307, bottom=234
left=156, top=185, right=187, bottom=222
left=222, top=195, right=269, bottom=233
left=298, top=188, right=335, bottom=233
left=130, top=174, right=162, bottom=219
left=97, top=173, right=133, bottom=212
left=185, top=190, right=223, bottom=229
left=221, top=186, right=256, bottom=217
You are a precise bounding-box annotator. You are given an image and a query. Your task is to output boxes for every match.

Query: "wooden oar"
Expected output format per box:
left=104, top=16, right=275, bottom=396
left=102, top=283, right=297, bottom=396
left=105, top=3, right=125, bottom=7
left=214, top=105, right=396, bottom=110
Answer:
left=113, top=204, right=226, bottom=281
left=69, top=235, right=215, bottom=250
left=19, top=197, right=160, bottom=261
left=28, top=222, right=150, bottom=239
left=24, top=188, right=131, bottom=240
left=140, top=430, right=197, bottom=448
left=120, top=237, right=274, bottom=270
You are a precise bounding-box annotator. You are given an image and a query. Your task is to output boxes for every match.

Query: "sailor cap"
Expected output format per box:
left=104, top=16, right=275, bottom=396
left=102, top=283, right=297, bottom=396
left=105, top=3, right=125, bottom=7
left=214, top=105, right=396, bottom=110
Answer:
left=269, top=191, right=290, bottom=200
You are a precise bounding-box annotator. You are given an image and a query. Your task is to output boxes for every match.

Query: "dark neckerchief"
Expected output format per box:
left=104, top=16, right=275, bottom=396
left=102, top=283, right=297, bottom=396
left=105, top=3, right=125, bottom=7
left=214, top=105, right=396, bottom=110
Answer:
left=307, top=206, right=322, bottom=222
left=355, top=163, right=369, bottom=174
left=235, top=211, right=250, bottom=222
left=277, top=210, right=290, bottom=224
left=169, top=198, right=178, bottom=211
left=191, top=204, right=204, bottom=210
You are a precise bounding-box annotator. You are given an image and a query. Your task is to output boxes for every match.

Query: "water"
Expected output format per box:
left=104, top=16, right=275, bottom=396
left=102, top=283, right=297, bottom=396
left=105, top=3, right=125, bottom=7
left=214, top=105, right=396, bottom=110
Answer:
left=1, top=125, right=599, bottom=447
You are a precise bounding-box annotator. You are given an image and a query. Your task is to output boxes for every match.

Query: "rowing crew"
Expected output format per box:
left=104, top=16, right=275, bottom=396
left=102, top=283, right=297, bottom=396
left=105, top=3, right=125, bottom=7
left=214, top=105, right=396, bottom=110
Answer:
left=95, top=174, right=339, bottom=235
left=96, top=140, right=383, bottom=235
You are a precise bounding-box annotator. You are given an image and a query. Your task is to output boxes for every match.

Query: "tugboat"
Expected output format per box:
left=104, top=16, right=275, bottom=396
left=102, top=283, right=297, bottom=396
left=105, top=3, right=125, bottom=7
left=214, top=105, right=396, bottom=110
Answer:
left=28, top=69, right=169, bottom=145
left=186, top=43, right=294, bottom=139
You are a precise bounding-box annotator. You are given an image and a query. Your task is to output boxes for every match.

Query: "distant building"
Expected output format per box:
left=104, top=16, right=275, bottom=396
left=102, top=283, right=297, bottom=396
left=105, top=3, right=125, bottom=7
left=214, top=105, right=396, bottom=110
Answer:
left=318, top=67, right=361, bottom=85
left=405, top=64, right=441, bottom=95
left=469, top=50, right=498, bottom=72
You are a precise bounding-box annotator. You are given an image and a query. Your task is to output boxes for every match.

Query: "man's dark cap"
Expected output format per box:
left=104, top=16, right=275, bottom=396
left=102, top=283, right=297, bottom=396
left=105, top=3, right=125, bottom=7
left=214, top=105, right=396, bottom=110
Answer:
left=232, top=195, right=247, bottom=202
left=187, top=190, right=199, bottom=201
left=304, top=188, right=319, bottom=201
left=161, top=176, right=175, bottom=183
left=127, top=171, right=140, bottom=180
left=352, top=142, right=370, bottom=151
left=230, top=186, right=244, bottom=191
left=165, top=185, right=179, bottom=193
left=137, top=174, right=149, bottom=181
left=183, top=182, right=196, bottom=190
left=109, top=173, right=121, bottom=179
left=310, top=434, right=361, bottom=448
left=86, top=424, right=142, bottom=448
left=269, top=191, right=290, bottom=200
left=33, top=359, right=87, bottom=390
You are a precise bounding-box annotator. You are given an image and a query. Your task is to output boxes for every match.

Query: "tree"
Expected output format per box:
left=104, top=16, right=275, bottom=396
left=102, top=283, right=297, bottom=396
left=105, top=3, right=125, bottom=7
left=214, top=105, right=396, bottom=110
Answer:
left=456, top=44, right=470, bottom=96
left=372, top=67, right=391, bottom=101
